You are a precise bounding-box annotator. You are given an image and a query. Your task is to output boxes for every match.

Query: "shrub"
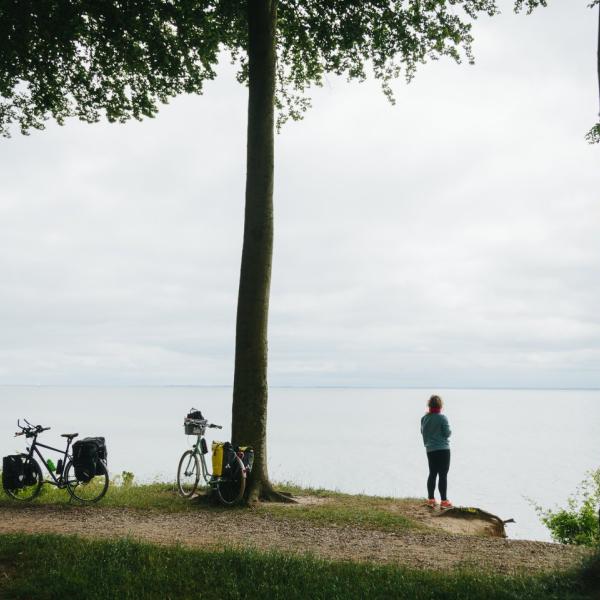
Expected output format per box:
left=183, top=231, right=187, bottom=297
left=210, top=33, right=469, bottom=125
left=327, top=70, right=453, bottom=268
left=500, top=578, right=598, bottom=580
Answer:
left=533, top=468, right=600, bottom=547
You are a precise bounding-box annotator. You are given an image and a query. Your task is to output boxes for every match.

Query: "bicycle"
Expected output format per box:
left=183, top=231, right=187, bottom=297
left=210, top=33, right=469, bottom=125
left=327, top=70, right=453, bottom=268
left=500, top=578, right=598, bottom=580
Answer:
left=176, top=410, right=252, bottom=506
left=2, top=419, right=109, bottom=504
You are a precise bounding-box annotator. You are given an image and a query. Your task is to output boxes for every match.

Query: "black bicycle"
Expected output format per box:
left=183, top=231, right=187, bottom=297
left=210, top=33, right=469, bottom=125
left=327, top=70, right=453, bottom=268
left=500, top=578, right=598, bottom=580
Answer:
left=3, top=419, right=109, bottom=503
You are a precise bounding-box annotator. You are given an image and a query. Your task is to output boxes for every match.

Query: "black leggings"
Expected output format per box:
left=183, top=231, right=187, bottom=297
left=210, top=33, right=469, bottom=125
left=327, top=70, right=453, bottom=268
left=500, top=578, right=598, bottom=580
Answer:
left=426, top=449, right=451, bottom=501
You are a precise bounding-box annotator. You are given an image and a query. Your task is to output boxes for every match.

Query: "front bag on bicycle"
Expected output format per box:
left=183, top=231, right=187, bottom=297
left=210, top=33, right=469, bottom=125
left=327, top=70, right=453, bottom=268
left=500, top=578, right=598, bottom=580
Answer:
left=2, top=455, right=27, bottom=490
left=72, top=437, right=107, bottom=482
left=184, top=409, right=206, bottom=435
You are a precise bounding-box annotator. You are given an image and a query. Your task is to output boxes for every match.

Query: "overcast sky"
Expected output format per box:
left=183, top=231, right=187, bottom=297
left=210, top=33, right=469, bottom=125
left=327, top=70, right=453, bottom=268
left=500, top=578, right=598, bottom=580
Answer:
left=0, top=1, right=598, bottom=388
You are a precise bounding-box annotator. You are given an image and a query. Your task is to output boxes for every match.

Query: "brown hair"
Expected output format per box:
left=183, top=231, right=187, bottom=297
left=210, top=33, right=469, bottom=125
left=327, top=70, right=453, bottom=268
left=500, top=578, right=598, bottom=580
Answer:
left=428, top=395, right=443, bottom=409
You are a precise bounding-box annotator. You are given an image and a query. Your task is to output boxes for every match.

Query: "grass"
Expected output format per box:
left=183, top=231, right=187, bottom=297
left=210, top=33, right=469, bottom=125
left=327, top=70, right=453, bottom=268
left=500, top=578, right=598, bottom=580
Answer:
left=1, top=478, right=597, bottom=598
left=256, top=482, right=422, bottom=531
left=0, top=477, right=196, bottom=513
left=0, top=477, right=424, bottom=531
left=0, top=533, right=597, bottom=600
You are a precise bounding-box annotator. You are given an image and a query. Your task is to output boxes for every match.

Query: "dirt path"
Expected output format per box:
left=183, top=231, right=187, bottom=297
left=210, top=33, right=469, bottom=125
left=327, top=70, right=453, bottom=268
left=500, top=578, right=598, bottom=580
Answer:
left=0, top=503, right=589, bottom=574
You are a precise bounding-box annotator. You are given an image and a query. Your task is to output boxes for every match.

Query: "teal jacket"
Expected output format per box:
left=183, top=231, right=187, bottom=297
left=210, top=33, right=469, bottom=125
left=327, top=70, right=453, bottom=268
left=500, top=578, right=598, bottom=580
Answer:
left=420, top=412, right=451, bottom=452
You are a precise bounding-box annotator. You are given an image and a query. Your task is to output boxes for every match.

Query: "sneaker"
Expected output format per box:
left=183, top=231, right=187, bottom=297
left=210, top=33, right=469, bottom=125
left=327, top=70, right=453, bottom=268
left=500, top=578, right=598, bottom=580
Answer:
left=440, top=500, right=453, bottom=509
left=426, top=498, right=437, bottom=508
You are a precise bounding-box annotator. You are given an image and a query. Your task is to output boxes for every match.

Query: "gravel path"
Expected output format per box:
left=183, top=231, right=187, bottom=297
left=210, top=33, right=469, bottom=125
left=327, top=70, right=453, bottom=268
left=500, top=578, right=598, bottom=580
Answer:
left=0, top=504, right=589, bottom=574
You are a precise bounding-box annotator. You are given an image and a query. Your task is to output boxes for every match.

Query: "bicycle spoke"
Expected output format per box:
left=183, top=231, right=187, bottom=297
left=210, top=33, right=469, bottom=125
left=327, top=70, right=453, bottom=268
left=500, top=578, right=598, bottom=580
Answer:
left=177, top=450, right=199, bottom=497
left=65, top=460, right=109, bottom=503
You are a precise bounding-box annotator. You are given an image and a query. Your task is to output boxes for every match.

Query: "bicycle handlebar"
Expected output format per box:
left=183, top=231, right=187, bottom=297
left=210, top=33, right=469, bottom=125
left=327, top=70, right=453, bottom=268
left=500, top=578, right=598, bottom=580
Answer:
left=184, top=417, right=222, bottom=430
left=15, top=420, right=50, bottom=437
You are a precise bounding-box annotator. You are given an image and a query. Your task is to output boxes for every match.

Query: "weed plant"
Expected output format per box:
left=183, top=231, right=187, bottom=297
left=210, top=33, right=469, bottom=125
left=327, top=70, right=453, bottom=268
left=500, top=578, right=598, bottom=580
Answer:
left=532, top=468, right=600, bottom=547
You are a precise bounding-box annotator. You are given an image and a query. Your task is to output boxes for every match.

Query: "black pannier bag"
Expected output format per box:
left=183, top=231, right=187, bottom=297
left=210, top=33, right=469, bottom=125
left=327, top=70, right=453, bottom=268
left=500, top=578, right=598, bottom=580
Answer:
left=221, top=442, right=237, bottom=475
left=23, top=459, right=38, bottom=485
left=72, top=437, right=107, bottom=482
left=237, top=447, right=254, bottom=473
left=2, top=455, right=25, bottom=490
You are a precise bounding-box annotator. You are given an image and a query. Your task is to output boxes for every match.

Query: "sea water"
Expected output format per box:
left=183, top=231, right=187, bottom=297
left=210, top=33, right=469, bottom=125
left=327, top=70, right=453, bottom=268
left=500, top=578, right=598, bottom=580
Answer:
left=1, top=386, right=598, bottom=542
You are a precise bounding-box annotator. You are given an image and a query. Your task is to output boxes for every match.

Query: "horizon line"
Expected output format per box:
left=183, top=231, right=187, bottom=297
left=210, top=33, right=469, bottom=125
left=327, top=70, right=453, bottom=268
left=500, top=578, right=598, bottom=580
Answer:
left=0, top=384, right=598, bottom=391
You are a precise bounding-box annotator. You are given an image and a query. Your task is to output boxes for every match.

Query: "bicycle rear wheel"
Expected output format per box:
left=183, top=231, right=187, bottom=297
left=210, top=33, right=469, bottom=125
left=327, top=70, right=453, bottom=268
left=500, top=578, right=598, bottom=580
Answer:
left=2, top=456, right=43, bottom=501
left=215, top=455, right=246, bottom=506
left=65, top=459, right=109, bottom=503
left=177, top=450, right=200, bottom=498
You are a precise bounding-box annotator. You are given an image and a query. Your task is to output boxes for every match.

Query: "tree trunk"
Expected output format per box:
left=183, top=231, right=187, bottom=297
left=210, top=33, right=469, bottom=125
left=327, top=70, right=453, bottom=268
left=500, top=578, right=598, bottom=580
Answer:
left=231, top=0, right=291, bottom=503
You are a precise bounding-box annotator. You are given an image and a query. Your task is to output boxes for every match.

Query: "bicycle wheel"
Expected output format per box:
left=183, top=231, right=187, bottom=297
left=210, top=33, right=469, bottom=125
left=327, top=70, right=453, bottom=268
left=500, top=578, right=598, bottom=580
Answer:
left=177, top=450, right=200, bottom=498
left=215, top=455, right=246, bottom=506
left=2, top=456, right=43, bottom=502
left=65, top=459, right=109, bottom=503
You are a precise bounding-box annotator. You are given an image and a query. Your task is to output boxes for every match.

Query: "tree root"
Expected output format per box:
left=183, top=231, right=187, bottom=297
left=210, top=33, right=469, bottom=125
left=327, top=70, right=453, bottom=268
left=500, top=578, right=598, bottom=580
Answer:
left=245, top=479, right=297, bottom=505
left=259, top=487, right=297, bottom=504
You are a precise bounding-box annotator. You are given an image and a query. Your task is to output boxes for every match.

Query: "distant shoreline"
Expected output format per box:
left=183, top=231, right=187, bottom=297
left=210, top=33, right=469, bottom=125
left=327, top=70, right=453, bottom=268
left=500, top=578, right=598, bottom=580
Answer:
left=1, top=384, right=599, bottom=391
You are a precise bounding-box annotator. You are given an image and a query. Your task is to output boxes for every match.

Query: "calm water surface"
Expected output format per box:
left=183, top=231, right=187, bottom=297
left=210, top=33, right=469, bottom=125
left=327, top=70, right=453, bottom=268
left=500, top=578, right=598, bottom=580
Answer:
left=1, top=386, right=598, bottom=542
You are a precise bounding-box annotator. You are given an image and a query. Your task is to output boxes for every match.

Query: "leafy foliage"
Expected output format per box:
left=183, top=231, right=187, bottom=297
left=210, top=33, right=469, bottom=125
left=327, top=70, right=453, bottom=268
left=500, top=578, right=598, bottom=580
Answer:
left=585, top=123, right=600, bottom=144
left=1, top=0, right=582, bottom=137
left=513, top=0, right=548, bottom=14
left=533, top=468, right=600, bottom=547
left=0, top=0, right=233, bottom=135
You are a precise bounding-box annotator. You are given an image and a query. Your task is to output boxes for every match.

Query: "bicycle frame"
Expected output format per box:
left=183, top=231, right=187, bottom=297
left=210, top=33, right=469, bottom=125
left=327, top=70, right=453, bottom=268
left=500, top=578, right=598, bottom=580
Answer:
left=25, top=434, right=73, bottom=488
left=189, top=434, right=214, bottom=485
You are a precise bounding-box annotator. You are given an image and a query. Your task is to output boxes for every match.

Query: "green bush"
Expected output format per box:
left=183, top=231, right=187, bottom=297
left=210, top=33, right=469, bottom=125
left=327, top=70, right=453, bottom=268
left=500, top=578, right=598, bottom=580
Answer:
left=534, top=468, right=600, bottom=547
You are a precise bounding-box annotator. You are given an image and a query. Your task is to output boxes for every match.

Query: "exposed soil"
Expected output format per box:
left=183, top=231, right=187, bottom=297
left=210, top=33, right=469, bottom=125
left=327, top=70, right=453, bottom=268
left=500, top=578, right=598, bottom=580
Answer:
left=0, top=500, right=589, bottom=574
left=405, top=503, right=513, bottom=537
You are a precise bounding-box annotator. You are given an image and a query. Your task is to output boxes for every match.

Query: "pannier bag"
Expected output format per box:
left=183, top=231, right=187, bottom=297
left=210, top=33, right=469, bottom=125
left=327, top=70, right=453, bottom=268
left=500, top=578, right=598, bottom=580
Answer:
left=24, top=459, right=38, bottom=485
left=237, top=446, right=254, bottom=473
left=72, top=437, right=107, bottom=482
left=2, top=455, right=26, bottom=490
left=211, top=441, right=224, bottom=477
left=211, top=441, right=236, bottom=477
left=3, top=455, right=41, bottom=489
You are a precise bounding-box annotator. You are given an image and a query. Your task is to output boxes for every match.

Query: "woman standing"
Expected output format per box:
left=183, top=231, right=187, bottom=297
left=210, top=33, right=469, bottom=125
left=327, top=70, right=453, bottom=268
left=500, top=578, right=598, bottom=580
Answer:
left=420, top=395, right=452, bottom=509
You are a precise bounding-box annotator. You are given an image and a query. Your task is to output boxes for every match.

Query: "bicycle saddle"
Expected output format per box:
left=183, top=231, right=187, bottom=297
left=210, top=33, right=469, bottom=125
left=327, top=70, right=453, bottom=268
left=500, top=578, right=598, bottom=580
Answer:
left=61, top=433, right=79, bottom=439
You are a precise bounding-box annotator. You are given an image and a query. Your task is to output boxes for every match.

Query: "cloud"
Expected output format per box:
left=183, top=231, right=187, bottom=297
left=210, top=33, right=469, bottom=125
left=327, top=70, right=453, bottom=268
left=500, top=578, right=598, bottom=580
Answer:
left=0, top=1, right=598, bottom=387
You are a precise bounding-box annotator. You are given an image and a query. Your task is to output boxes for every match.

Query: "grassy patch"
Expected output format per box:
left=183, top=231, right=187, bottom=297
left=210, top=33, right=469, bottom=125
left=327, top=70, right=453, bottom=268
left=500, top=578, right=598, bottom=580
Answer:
left=0, top=479, right=198, bottom=513
left=0, top=478, right=425, bottom=531
left=258, top=483, right=422, bottom=531
left=0, top=533, right=595, bottom=600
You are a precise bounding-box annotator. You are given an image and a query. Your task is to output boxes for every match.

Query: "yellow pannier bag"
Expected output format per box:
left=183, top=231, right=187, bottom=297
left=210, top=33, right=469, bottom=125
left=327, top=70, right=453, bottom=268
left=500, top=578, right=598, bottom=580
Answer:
left=212, top=441, right=224, bottom=477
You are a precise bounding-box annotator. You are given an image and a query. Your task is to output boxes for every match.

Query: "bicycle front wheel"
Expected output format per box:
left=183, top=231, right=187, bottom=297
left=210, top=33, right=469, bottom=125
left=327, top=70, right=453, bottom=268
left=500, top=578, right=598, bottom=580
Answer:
left=215, top=455, right=246, bottom=506
left=2, top=456, right=43, bottom=502
left=177, top=450, right=200, bottom=498
left=65, top=460, right=109, bottom=503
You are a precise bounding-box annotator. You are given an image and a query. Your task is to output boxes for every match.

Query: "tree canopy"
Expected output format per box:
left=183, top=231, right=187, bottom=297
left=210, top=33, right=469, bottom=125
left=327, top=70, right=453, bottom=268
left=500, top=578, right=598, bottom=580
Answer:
left=3, top=0, right=595, bottom=139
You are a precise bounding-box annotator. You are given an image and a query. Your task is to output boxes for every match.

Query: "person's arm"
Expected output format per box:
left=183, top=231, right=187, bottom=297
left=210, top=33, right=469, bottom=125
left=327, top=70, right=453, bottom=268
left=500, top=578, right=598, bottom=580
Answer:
left=442, top=415, right=452, bottom=439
